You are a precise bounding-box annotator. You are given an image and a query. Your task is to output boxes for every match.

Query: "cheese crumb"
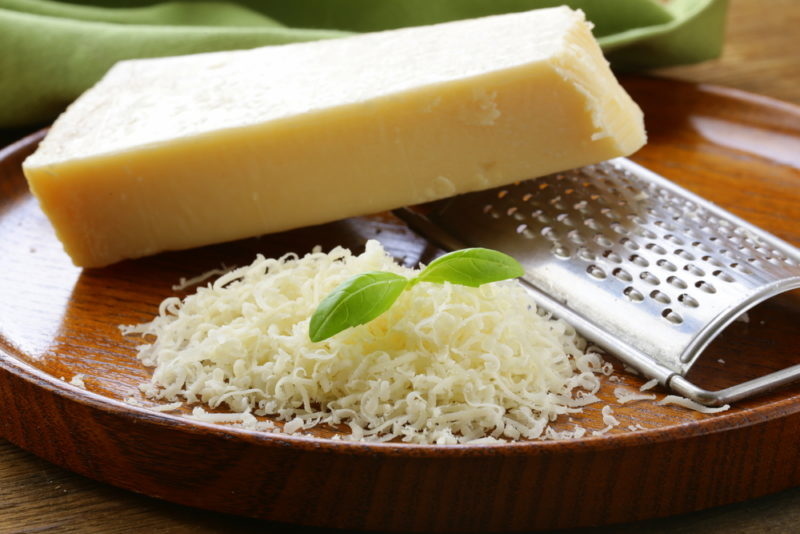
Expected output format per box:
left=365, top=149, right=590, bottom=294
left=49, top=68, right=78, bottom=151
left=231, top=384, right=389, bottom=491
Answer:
left=614, top=386, right=656, bottom=404
left=171, top=267, right=232, bottom=291
left=657, top=395, right=731, bottom=414
left=640, top=378, right=659, bottom=391
left=69, top=374, right=86, bottom=389
left=123, top=240, right=606, bottom=444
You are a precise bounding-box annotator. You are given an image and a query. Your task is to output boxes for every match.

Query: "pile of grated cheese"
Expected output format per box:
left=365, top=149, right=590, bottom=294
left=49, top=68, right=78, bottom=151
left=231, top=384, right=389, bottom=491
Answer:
left=122, top=240, right=609, bottom=444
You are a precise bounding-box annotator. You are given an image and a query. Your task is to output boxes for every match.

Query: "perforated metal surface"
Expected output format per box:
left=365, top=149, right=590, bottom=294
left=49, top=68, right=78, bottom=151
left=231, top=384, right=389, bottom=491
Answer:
left=400, top=158, right=800, bottom=381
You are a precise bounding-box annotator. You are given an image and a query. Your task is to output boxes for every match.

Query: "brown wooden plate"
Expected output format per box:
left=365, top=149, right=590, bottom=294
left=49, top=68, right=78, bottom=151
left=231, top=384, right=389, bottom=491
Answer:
left=1, top=77, right=798, bottom=532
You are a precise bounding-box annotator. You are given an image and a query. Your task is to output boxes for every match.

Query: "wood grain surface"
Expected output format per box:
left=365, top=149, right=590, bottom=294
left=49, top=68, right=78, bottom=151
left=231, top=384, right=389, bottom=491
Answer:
left=1, top=0, right=799, bottom=532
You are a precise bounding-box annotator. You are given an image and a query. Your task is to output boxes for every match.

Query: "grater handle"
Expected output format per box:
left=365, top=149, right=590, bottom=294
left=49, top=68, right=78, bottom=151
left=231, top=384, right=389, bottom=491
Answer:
left=669, top=366, right=800, bottom=406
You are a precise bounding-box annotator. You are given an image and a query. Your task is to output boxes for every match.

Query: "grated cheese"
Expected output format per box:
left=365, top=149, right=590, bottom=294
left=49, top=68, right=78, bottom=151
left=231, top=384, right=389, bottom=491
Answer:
left=69, top=373, right=86, bottom=389
left=640, top=378, right=659, bottom=391
left=614, top=386, right=656, bottom=404
left=172, top=267, right=232, bottom=291
left=122, top=240, right=607, bottom=444
left=591, top=404, right=621, bottom=436
left=148, top=401, right=183, bottom=412
left=601, top=405, right=619, bottom=427
left=657, top=395, right=731, bottom=414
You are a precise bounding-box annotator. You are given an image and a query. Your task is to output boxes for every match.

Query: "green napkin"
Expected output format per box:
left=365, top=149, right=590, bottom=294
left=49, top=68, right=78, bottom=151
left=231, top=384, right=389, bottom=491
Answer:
left=0, top=0, right=727, bottom=128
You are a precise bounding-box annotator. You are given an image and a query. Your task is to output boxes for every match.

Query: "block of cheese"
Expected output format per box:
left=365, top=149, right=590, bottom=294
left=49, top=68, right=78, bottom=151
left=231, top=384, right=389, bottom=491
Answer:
left=23, top=6, right=645, bottom=268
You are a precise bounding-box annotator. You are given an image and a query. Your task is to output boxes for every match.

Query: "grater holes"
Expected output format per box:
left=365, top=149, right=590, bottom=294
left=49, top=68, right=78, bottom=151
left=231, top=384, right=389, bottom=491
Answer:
left=640, top=271, right=660, bottom=285
left=654, top=220, right=677, bottom=232
left=541, top=227, right=558, bottom=241
left=683, top=227, right=699, bottom=239
left=594, top=234, right=614, bottom=247
left=586, top=265, right=607, bottom=280
left=623, top=286, right=644, bottom=302
left=620, top=237, right=640, bottom=251
left=602, top=250, right=623, bottom=263
left=497, top=189, right=509, bottom=199
left=573, top=200, right=590, bottom=213
left=702, top=255, right=724, bottom=267
left=600, top=207, right=620, bottom=220
left=613, top=267, right=632, bottom=282
left=663, top=234, right=684, bottom=245
left=656, top=259, right=678, bottom=272
left=505, top=206, right=520, bottom=218
left=650, top=290, right=671, bottom=304
left=772, top=249, right=788, bottom=261
left=667, top=276, right=688, bottom=289
left=678, top=293, right=699, bottom=308
left=675, top=249, right=695, bottom=261
left=521, top=193, right=534, bottom=202
left=713, top=269, right=735, bottom=283
left=609, top=222, right=629, bottom=235
left=726, top=234, right=743, bottom=246
left=692, top=241, right=713, bottom=253
left=584, top=218, right=601, bottom=230
left=577, top=247, right=596, bottom=262
left=683, top=263, right=705, bottom=277
left=662, top=308, right=683, bottom=325
left=567, top=230, right=585, bottom=244
left=532, top=209, right=549, bottom=223
left=630, top=254, right=649, bottom=267
left=695, top=280, right=717, bottom=294
left=516, top=224, right=535, bottom=239
left=645, top=243, right=667, bottom=255
left=552, top=245, right=571, bottom=259
left=634, top=227, right=658, bottom=240
left=556, top=213, right=575, bottom=226
left=628, top=214, right=648, bottom=225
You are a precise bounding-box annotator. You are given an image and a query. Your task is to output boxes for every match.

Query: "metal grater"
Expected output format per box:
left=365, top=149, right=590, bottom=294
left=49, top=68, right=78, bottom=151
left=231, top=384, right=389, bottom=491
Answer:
left=396, top=158, right=800, bottom=406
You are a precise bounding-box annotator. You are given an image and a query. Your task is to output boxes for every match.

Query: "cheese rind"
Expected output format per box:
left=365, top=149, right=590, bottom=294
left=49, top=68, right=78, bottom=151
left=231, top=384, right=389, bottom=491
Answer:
left=24, top=7, right=646, bottom=267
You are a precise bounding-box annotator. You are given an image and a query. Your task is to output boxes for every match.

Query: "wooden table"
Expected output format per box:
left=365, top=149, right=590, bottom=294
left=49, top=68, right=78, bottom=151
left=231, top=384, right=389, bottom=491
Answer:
left=1, top=0, right=798, bottom=531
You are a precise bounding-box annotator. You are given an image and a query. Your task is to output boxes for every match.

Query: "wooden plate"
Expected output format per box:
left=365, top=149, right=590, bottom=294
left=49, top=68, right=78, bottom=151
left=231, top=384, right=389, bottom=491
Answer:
left=1, top=77, right=798, bottom=533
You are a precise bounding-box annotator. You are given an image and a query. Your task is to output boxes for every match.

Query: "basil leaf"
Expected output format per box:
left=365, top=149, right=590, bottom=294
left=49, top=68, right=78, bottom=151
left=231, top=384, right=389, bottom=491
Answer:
left=415, top=248, right=524, bottom=287
left=309, top=271, right=409, bottom=342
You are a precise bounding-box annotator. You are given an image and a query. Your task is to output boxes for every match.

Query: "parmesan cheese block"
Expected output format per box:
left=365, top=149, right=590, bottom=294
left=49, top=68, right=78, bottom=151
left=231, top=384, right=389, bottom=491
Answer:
left=24, top=7, right=646, bottom=268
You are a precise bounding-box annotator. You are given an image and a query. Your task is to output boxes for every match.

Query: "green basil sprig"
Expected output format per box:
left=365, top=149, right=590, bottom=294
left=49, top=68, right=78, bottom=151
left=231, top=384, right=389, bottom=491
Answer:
left=309, top=248, right=523, bottom=342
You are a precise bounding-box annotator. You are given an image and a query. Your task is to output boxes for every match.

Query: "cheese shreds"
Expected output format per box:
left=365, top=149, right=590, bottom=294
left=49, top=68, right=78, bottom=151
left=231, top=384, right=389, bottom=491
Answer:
left=592, top=404, right=621, bottom=436
left=614, top=386, right=656, bottom=404
left=640, top=378, right=659, bottom=391
left=148, top=401, right=183, bottom=412
left=69, top=373, right=86, bottom=389
left=171, top=267, right=232, bottom=291
left=122, top=240, right=607, bottom=444
left=657, top=395, right=731, bottom=414
left=601, top=405, right=620, bottom=427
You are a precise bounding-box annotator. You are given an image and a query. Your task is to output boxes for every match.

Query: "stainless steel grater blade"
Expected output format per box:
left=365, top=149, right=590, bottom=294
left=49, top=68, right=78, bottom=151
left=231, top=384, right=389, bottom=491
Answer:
left=396, top=158, right=800, bottom=406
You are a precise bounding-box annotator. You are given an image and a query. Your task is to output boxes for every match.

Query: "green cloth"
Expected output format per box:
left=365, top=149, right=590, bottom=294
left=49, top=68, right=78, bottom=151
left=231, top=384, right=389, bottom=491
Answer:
left=0, top=0, right=728, bottom=128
